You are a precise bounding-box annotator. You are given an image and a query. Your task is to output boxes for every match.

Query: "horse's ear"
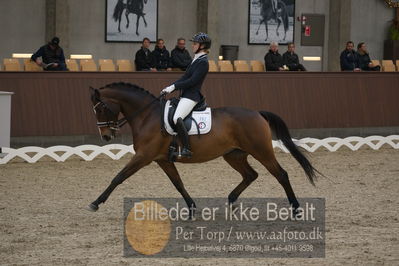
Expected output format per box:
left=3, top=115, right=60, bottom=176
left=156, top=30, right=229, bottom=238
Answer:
left=89, top=86, right=100, bottom=100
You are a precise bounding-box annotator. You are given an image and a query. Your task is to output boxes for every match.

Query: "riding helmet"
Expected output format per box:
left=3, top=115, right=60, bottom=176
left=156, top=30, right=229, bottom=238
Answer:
left=190, top=32, right=211, bottom=50
left=51, top=37, right=60, bottom=46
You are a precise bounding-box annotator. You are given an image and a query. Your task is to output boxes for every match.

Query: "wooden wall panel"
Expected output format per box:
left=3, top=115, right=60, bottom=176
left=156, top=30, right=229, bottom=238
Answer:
left=0, top=72, right=398, bottom=137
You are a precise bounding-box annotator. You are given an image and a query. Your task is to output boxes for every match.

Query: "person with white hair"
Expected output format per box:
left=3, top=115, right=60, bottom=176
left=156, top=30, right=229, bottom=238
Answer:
left=264, top=42, right=285, bottom=71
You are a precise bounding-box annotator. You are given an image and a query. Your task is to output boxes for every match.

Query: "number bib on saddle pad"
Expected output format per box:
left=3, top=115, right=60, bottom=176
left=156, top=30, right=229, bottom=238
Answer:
left=163, top=99, right=212, bottom=136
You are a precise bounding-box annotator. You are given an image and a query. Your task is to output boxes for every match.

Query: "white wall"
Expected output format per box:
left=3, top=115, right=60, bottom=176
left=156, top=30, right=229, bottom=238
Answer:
left=0, top=0, right=46, bottom=62
left=351, top=0, right=394, bottom=60
left=0, top=0, right=395, bottom=70
left=68, top=0, right=198, bottom=60
left=217, top=0, right=330, bottom=71
left=294, top=0, right=330, bottom=71
left=0, top=0, right=198, bottom=62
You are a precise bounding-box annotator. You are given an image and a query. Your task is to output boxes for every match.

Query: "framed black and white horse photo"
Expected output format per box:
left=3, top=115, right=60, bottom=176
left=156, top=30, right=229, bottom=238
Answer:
left=105, top=0, right=158, bottom=42
left=248, top=0, right=295, bottom=44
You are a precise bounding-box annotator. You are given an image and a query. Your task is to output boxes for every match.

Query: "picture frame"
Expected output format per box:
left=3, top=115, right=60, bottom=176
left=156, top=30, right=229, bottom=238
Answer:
left=385, top=0, right=399, bottom=8
left=105, top=0, right=158, bottom=43
left=248, top=0, right=295, bottom=45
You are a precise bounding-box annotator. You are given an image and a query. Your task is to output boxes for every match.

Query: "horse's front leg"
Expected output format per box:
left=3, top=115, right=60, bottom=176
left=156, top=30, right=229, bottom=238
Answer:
left=265, top=21, right=269, bottom=41
left=118, top=14, right=122, bottom=32
left=125, top=11, right=130, bottom=28
left=255, top=19, right=264, bottom=35
left=156, top=160, right=196, bottom=219
left=276, top=18, right=281, bottom=37
left=283, top=23, right=287, bottom=40
left=87, top=153, right=151, bottom=211
left=135, top=14, right=140, bottom=35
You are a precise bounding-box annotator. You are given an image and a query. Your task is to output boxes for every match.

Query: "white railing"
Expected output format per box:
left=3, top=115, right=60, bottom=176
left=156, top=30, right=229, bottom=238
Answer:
left=1, top=136, right=398, bottom=164
left=274, top=135, right=399, bottom=153
left=0, top=144, right=134, bottom=164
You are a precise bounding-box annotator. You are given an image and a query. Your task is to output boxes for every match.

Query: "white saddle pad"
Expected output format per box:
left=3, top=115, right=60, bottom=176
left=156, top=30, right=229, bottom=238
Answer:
left=163, top=100, right=212, bottom=136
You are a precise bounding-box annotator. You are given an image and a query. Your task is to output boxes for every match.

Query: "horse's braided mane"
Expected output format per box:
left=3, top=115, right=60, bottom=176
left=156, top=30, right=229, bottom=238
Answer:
left=100, top=82, right=157, bottom=100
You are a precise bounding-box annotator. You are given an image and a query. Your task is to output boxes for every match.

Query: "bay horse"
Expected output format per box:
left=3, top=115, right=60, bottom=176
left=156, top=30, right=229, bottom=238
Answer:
left=113, top=0, right=148, bottom=35
left=87, top=83, right=318, bottom=217
left=255, top=0, right=289, bottom=41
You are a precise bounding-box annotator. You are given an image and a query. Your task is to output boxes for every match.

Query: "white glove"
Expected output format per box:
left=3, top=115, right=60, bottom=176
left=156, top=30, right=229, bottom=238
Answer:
left=161, top=84, right=175, bottom=95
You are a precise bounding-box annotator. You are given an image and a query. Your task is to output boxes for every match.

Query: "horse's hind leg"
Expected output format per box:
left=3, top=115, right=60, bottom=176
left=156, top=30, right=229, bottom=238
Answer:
left=252, top=146, right=300, bottom=211
left=142, top=15, right=148, bottom=27
left=223, top=149, right=258, bottom=205
left=245, top=127, right=300, bottom=211
left=156, top=160, right=196, bottom=218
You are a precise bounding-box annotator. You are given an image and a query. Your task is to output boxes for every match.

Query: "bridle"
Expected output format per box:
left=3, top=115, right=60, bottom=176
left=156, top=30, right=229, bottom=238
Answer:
left=93, top=100, right=121, bottom=130
left=93, top=94, right=164, bottom=131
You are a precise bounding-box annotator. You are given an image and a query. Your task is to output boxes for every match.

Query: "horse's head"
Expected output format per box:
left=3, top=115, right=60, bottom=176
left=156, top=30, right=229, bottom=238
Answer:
left=90, top=87, right=121, bottom=141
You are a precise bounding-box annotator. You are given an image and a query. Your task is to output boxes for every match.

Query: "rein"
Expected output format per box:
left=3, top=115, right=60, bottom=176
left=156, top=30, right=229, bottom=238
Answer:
left=94, top=94, right=164, bottom=130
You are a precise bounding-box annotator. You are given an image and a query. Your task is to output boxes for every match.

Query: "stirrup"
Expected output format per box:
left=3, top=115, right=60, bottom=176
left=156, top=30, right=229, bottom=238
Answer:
left=168, top=145, right=177, bottom=162
left=178, top=148, right=193, bottom=159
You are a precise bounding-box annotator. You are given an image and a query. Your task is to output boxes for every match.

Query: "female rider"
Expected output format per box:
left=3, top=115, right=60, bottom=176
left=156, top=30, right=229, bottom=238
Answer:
left=161, top=32, right=211, bottom=158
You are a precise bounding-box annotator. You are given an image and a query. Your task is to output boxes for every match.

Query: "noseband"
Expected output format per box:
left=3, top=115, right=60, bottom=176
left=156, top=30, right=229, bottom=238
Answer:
left=93, top=100, right=121, bottom=130
left=93, top=94, right=164, bottom=131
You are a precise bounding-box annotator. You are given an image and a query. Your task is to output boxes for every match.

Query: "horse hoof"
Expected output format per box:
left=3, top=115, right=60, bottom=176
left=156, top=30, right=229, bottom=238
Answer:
left=231, top=203, right=239, bottom=211
left=292, top=207, right=303, bottom=220
left=86, top=203, right=99, bottom=212
left=189, top=209, right=196, bottom=220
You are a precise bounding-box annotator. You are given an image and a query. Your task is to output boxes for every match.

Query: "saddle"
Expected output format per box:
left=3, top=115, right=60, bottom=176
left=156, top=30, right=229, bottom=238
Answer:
left=161, top=97, right=211, bottom=162
left=161, top=97, right=212, bottom=136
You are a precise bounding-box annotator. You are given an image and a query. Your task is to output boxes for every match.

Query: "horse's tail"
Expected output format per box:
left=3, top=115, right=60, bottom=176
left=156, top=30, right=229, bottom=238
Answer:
left=259, top=111, right=317, bottom=185
left=113, top=0, right=125, bottom=22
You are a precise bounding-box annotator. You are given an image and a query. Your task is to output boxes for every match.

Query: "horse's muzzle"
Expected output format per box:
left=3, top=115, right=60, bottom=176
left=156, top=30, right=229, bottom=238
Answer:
left=99, top=128, right=116, bottom=142
left=102, top=135, right=112, bottom=142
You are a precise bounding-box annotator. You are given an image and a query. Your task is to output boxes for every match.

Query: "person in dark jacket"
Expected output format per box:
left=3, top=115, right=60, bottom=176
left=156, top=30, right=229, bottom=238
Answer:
left=151, top=39, right=172, bottom=71
left=171, top=38, right=192, bottom=71
left=264, top=42, right=285, bottom=71
left=160, top=33, right=211, bottom=158
left=135, top=37, right=156, bottom=71
left=340, top=41, right=360, bottom=71
left=283, top=43, right=306, bottom=71
left=357, top=42, right=380, bottom=71
left=31, top=37, right=67, bottom=71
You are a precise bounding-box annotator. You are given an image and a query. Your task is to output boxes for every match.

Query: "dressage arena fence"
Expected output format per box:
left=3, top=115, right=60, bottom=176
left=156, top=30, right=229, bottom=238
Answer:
left=0, top=135, right=398, bottom=164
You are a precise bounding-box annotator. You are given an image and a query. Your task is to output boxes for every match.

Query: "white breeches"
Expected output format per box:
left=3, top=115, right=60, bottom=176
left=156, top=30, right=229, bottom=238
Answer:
left=173, top=97, right=198, bottom=124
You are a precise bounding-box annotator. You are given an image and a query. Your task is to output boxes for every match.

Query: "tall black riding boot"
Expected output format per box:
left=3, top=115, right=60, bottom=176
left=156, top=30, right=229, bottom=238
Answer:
left=175, top=118, right=193, bottom=158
